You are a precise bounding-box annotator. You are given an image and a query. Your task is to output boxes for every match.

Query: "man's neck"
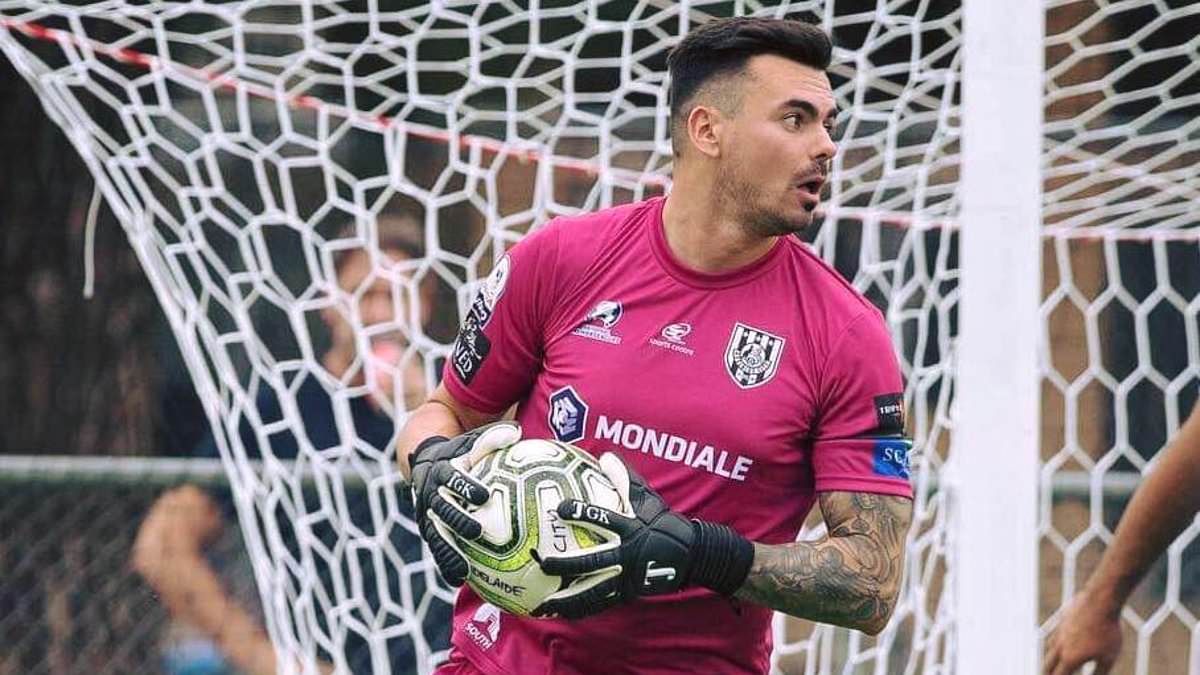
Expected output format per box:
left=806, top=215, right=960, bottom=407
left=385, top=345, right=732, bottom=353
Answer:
left=661, top=184, right=777, bottom=274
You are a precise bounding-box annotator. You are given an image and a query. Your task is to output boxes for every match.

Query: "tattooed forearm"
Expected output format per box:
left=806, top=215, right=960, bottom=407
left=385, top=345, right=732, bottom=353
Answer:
left=734, top=492, right=913, bottom=634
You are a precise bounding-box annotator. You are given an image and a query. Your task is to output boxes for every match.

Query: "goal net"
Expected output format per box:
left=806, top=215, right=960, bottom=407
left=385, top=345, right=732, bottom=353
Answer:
left=1, top=1, right=1196, bottom=673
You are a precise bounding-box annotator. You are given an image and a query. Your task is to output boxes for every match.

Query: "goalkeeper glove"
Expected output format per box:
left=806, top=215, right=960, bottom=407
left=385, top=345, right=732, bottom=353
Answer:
left=408, top=422, right=521, bottom=586
left=532, top=452, right=754, bottom=619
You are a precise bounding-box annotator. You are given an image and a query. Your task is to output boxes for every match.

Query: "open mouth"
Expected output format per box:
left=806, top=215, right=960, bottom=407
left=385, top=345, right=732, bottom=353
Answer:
left=798, top=178, right=824, bottom=195
left=368, top=335, right=407, bottom=365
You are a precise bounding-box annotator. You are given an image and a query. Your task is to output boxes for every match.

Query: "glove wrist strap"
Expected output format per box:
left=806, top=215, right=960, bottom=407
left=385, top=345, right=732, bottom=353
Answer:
left=689, top=520, right=754, bottom=596
left=408, top=435, right=450, bottom=473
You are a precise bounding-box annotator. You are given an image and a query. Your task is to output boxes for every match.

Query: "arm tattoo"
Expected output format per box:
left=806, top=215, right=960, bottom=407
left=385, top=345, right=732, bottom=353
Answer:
left=734, top=492, right=912, bottom=634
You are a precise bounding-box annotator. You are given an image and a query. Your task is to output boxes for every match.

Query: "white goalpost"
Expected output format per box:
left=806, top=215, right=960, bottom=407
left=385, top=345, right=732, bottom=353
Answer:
left=954, top=0, right=1042, bottom=673
left=1, top=1, right=1197, bottom=673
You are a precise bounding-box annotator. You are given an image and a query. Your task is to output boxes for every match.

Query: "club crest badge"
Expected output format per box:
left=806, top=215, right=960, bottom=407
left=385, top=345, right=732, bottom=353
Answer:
left=724, top=322, right=786, bottom=389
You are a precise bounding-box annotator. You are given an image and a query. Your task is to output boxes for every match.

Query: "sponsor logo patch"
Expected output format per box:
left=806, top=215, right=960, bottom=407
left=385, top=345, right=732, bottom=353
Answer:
left=572, top=300, right=624, bottom=345
left=724, top=323, right=786, bottom=388
left=465, top=602, right=501, bottom=650
left=649, top=322, right=695, bottom=356
left=594, top=414, right=753, bottom=482
left=660, top=322, right=690, bottom=343
left=450, top=256, right=511, bottom=384
left=451, top=309, right=491, bottom=384
left=478, top=256, right=510, bottom=316
left=874, top=393, right=906, bottom=435
left=548, top=386, right=588, bottom=443
left=873, top=438, right=912, bottom=479
left=587, top=300, right=623, bottom=327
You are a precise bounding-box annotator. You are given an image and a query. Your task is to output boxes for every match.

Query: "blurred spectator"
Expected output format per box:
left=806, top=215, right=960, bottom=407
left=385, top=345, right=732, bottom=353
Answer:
left=133, top=213, right=444, bottom=675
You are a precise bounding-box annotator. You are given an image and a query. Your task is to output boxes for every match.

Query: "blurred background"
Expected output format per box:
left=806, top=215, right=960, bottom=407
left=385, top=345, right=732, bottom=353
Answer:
left=2, top=1, right=1199, bottom=674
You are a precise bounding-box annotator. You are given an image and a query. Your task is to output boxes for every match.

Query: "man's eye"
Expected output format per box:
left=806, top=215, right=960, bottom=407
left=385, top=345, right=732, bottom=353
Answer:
left=786, top=114, right=805, bottom=128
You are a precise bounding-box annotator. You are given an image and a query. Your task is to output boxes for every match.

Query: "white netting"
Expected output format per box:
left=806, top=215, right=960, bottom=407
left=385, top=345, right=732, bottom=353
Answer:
left=8, top=1, right=1193, bottom=674
left=1039, top=3, right=1200, bottom=674
left=0, top=2, right=959, bottom=672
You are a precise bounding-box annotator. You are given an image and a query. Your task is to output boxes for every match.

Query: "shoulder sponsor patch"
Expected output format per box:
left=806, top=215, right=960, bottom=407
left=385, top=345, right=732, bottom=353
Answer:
left=479, top=256, right=510, bottom=317
left=873, top=438, right=912, bottom=479
left=450, top=256, right=511, bottom=384
left=451, top=310, right=491, bottom=384
left=470, top=255, right=512, bottom=329
left=873, top=393, right=906, bottom=435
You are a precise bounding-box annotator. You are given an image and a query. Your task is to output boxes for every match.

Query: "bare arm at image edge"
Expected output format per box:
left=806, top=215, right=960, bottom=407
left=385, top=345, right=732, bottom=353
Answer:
left=1044, top=402, right=1200, bottom=675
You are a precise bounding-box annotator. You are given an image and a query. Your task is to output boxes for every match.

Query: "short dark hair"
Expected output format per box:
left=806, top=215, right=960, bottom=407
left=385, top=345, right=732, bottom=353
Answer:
left=333, top=213, right=424, bottom=275
left=666, top=17, right=833, bottom=154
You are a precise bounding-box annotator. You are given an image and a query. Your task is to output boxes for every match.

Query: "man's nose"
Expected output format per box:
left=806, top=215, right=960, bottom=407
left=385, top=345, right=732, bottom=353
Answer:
left=814, top=125, right=837, bottom=163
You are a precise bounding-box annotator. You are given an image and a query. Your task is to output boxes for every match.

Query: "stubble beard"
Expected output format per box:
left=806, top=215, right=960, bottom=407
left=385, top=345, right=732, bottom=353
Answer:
left=715, top=161, right=810, bottom=239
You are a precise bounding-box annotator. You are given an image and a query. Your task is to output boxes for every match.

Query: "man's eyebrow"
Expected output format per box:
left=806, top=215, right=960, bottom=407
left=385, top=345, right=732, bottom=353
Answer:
left=781, top=99, right=840, bottom=121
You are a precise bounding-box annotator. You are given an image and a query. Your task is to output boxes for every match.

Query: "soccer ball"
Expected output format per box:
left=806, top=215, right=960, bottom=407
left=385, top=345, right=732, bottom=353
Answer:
left=455, top=438, right=624, bottom=616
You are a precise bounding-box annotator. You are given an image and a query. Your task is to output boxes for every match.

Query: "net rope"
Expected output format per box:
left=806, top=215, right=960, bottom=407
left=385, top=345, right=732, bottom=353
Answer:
left=1038, top=4, right=1200, bottom=674
left=3, top=1, right=1196, bottom=673
left=0, top=2, right=957, bottom=671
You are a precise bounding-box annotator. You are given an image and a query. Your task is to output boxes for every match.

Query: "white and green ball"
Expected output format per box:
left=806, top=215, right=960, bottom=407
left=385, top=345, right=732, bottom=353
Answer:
left=456, top=439, right=623, bottom=616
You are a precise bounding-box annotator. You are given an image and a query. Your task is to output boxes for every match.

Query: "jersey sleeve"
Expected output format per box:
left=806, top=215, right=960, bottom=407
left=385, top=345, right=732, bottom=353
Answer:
left=811, top=310, right=914, bottom=498
left=442, top=222, right=561, bottom=414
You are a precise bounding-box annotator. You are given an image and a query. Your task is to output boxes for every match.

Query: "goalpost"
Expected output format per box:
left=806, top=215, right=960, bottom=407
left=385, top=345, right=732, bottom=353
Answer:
left=955, top=1, right=1042, bottom=673
left=1, top=1, right=1197, bottom=673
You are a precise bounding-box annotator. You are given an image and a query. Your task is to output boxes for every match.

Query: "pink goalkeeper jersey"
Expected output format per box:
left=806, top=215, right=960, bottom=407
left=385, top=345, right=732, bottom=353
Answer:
left=442, top=196, right=913, bottom=675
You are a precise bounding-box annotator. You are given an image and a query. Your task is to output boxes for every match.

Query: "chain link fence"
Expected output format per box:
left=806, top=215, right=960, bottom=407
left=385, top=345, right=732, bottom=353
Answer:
left=0, top=462, right=289, bottom=675
left=0, top=458, right=454, bottom=675
left=2, top=457, right=1195, bottom=674
left=1, top=478, right=168, bottom=674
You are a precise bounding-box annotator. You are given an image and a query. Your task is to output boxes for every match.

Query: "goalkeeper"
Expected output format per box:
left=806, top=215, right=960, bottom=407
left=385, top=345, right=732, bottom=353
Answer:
left=398, top=17, right=914, bottom=675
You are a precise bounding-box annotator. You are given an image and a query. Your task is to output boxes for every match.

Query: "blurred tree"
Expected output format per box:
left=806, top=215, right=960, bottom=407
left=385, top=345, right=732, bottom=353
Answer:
left=0, top=59, right=182, bottom=456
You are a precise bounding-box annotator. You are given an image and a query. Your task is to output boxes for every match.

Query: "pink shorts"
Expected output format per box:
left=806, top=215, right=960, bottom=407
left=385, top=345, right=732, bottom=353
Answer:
left=433, top=649, right=489, bottom=675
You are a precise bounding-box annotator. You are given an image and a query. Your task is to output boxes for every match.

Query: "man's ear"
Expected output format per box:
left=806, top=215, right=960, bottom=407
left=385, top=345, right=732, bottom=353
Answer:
left=684, top=104, right=724, bottom=159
